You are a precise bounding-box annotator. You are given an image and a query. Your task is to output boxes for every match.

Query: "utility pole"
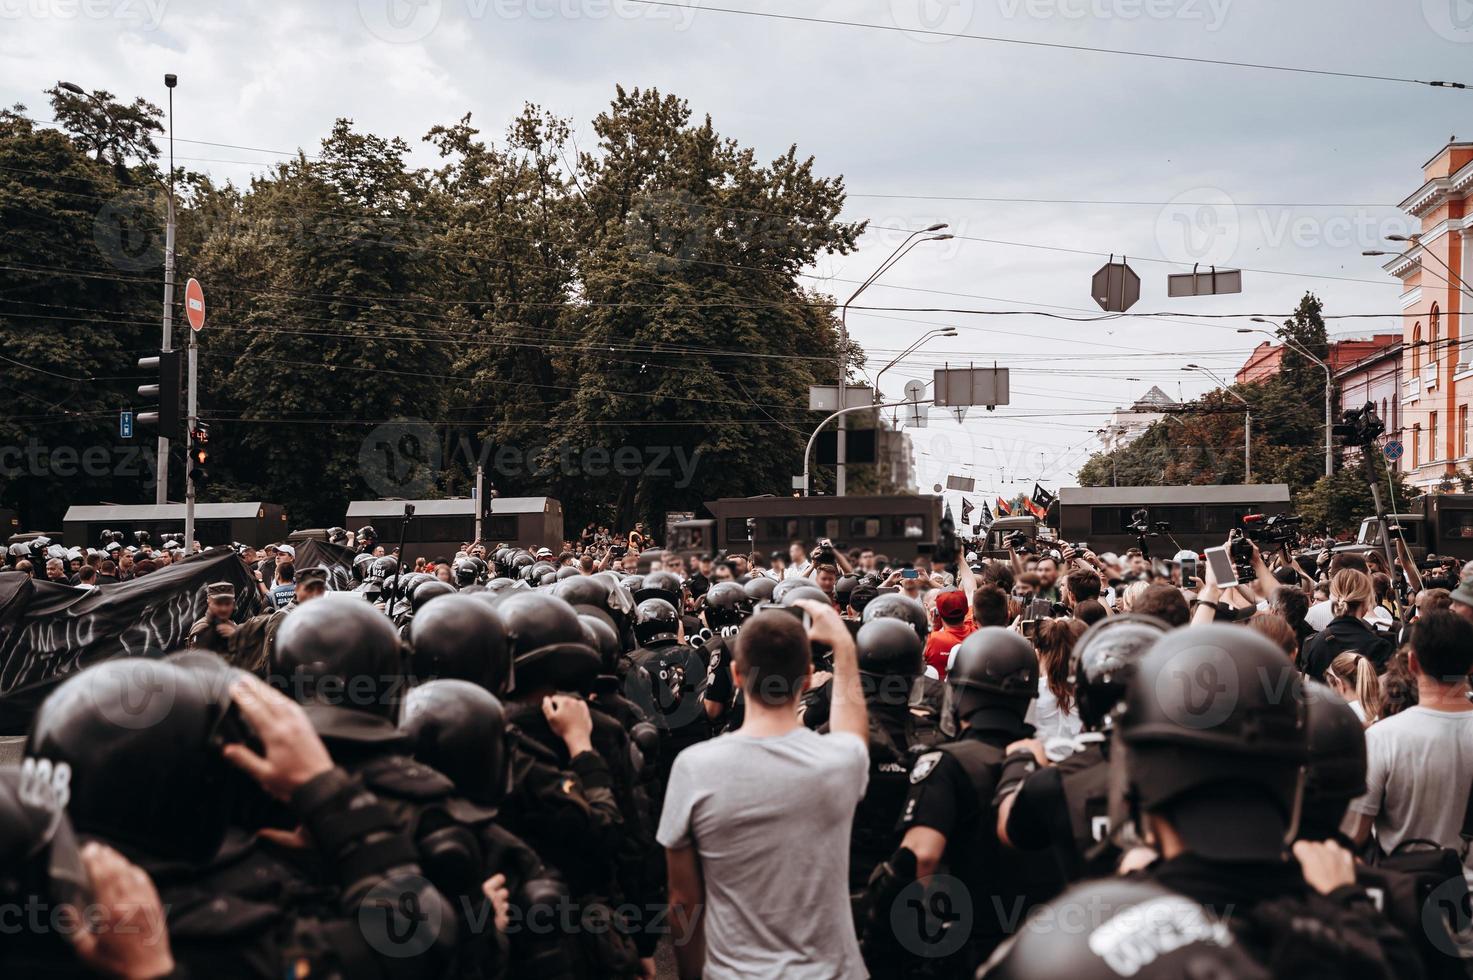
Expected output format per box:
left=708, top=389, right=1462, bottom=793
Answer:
left=473, top=463, right=485, bottom=543
left=157, top=73, right=177, bottom=504
left=184, top=325, right=198, bottom=549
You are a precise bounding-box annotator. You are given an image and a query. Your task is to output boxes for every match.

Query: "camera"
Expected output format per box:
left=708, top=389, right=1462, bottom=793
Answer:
left=1238, top=512, right=1304, bottom=546
left=1005, top=531, right=1029, bottom=550
left=1333, top=402, right=1386, bottom=447
left=1127, top=508, right=1171, bottom=537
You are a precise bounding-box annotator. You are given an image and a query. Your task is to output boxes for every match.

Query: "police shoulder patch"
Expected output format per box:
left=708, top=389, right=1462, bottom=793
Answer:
left=910, top=751, right=944, bottom=784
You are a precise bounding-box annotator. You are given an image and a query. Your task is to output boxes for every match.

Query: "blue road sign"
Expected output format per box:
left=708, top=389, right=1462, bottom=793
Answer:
left=120, top=410, right=134, bottom=439
left=1383, top=439, right=1404, bottom=462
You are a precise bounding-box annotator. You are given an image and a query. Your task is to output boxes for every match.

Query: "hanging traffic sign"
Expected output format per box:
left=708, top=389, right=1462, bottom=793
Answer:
left=119, top=410, right=133, bottom=439
left=1092, top=259, right=1140, bottom=312
left=1383, top=439, right=1404, bottom=462
left=184, top=277, right=206, bottom=331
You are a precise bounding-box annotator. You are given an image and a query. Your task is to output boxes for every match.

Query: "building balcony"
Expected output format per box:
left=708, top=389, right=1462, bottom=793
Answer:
left=1404, top=376, right=1421, bottom=401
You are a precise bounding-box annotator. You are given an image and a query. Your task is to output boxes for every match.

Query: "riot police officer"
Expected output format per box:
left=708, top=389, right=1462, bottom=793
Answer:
left=996, top=614, right=1168, bottom=882
left=1115, top=624, right=1420, bottom=977
left=627, top=596, right=720, bottom=773
left=860, top=627, right=1063, bottom=975
left=271, top=594, right=504, bottom=974
left=24, top=656, right=458, bottom=978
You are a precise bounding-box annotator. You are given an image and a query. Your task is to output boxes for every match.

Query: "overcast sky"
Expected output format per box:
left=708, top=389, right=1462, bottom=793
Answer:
left=3, top=0, right=1469, bottom=501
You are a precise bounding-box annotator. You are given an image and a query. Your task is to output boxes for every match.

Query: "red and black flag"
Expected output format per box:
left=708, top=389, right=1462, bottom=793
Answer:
left=996, top=496, right=1012, bottom=517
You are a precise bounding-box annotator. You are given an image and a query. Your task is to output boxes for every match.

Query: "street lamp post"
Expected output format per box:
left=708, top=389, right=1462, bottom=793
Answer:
left=67, top=76, right=178, bottom=504
left=872, top=327, right=957, bottom=487
left=805, top=400, right=930, bottom=495
left=1185, top=364, right=1252, bottom=483
left=836, top=225, right=951, bottom=496
left=1242, top=320, right=1333, bottom=477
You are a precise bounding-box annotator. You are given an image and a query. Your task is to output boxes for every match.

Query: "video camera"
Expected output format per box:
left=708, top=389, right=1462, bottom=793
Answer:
left=1127, top=509, right=1171, bottom=537
left=1238, top=512, right=1304, bottom=546
left=1005, top=530, right=1031, bottom=552
left=1333, top=402, right=1386, bottom=448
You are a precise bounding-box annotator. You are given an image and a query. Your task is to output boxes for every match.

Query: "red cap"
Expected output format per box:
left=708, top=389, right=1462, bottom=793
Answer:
left=936, top=589, right=968, bottom=623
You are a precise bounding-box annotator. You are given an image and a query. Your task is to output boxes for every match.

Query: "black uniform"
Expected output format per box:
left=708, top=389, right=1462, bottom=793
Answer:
left=628, top=638, right=718, bottom=769
left=1001, top=733, right=1115, bottom=882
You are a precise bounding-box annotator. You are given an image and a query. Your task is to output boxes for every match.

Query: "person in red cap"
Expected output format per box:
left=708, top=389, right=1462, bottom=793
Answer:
left=923, top=588, right=974, bottom=680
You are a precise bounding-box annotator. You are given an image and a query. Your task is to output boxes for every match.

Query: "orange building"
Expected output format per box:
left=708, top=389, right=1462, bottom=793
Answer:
left=1234, top=335, right=1401, bottom=386
left=1384, top=141, right=1472, bottom=490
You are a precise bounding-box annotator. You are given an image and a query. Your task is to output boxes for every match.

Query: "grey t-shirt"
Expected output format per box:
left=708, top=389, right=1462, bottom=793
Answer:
left=1350, top=705, right=1473, bottom=862
left=657, top=726, right=870, bottom=979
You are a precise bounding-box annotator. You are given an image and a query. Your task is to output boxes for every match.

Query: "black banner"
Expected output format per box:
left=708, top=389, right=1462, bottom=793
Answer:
left=0, top=548, right=261, bottom=731
left=291, top=538, right=356, bottom=591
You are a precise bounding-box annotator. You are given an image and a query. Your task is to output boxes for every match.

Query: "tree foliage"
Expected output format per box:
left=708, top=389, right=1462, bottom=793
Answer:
left=1, top=84, right=880, bottom=531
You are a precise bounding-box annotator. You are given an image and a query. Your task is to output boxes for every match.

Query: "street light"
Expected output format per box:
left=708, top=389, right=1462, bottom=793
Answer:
left=834, top=224, right=950, bottom=496
left=1240, top=319, right=1333, bottom=477
left=1366, top=239, right=1473, bottom=302
left=64, top=75, right=179, bottom=506
left=1184, top=364, right=1252, bottom=483
left=873, top=327, right=958, bottom=398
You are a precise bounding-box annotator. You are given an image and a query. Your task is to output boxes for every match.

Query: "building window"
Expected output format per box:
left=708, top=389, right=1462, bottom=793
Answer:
left=1412, top=323, right=1423, bottom=371
left=1462, top=405, right=1469, bottom=459
left=1430, top=412, right=1439, bottom=462
left=1432, top=304, right=1441, bottom=365
left=1413, top=423, right=1422, bottom=466
left=1382, top=398, right=1389, bottom=428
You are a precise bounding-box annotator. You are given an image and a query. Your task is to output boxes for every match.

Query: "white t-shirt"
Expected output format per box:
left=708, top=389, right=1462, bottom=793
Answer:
left=1350, top=705, right=1473, bottom=863
left=657, top=727, right=870, bottom=979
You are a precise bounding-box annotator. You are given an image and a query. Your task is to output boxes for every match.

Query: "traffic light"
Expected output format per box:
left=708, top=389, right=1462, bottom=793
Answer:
left=188, top=422, right=210, bottom=487
left=1333, top=402, right=1385, bottom=447
left=135, top=350, right=181, bottom=440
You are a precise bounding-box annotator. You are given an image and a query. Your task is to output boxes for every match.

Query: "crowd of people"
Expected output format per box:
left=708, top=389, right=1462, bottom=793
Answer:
left=2, top=519, right=1473, bottom=979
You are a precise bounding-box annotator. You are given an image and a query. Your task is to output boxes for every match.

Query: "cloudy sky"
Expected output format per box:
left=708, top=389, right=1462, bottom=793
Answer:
left=3, top=0, right=1469, bottom=501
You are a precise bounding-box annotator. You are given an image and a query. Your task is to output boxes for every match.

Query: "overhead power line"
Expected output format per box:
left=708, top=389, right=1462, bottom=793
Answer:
left=624, top=1, right=1472, bottom=91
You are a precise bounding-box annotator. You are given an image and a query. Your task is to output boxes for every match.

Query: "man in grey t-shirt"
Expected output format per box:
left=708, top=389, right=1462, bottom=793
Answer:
left=1348, top=610, right=1473, bottom=863
left=659, top=601, right=870, bottom=979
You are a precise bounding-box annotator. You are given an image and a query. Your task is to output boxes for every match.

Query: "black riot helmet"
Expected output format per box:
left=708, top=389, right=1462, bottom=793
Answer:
left=495, top=591, right=601, bottom=696
left=634, top=570, right=683, bottom=608
left=702, top=581, right=751, bottom=629
left=861, top=592, right=931, bottom=644
left=555, top=565, right=579, bottom=582
left=1069, top=614, right=1170, bottom=732
left=0, top=763, right=87, bottom=911
left=369, top=555, right=397, bottom=585
left=26, top=658, right=236, bottom=865
left=409, top=593, right=512, bottom=695
left=978, top=878, right=1265, bottom=980
left=352, top=551, right=375, bottom=583
left=1299, top=681, right=1367, bottom=842
left=634, top=597, right=680, bottom=647
left=555, top=573, right=612, bottom=610
left=856, top=618, right=923, bottom=682
left=400, top=680, right=510, bottom=809
left=411, top=578, right=457, bottom=613
left=743, top=576, right=777, bottom=604
left=327, top=526, right=349, bottom=545
left=780, top=584, right=830, bottom=608
left=1117, top=624, right=1308, bottom=862
left=835, top=575, right=858, bottom=609
left=579, top=613, right=622, bottom=674
left=946, top=628, right=1039, bottom=731
left=527, top=560, right=555, bottom=582
left=452, top=556, right=481, bottom=587
left=770, top=578, right=805, bottom=604
left=356, top=525, right=378, bottom=547
left=272, top=594, right=405, bottom=719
